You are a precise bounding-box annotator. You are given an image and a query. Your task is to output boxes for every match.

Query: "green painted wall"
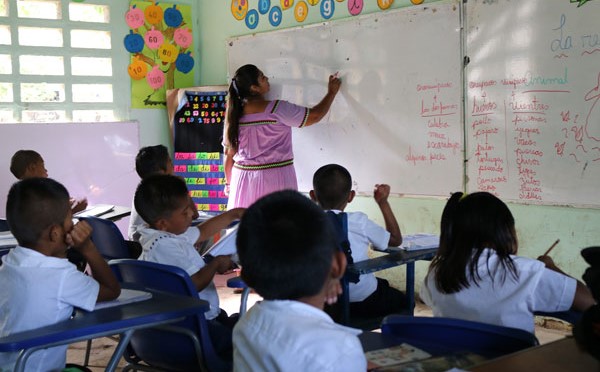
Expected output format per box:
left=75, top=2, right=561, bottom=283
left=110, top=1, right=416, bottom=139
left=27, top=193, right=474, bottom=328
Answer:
left=133, top=0, right=600, bottom=292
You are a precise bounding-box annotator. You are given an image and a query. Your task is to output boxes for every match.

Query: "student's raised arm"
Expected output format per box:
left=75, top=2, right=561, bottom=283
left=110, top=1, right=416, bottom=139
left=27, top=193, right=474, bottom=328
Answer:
left=538, top=255, right=596, bottom=311
left=196, top=208, right=245, bottom=243
left=67, top=220, right=121, bottom=301
left=374, top=184, right=402, bottom=247
left=305, top=74, right=342, bottom=126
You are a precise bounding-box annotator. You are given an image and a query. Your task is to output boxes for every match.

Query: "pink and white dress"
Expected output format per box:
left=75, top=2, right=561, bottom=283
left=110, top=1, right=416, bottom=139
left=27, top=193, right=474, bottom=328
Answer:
left=227, top=100, right=309, bottom=209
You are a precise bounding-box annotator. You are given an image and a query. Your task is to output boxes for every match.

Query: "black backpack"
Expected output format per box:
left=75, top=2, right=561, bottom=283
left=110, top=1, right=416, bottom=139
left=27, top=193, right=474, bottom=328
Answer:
left=326, top=211, right=359, bottom=284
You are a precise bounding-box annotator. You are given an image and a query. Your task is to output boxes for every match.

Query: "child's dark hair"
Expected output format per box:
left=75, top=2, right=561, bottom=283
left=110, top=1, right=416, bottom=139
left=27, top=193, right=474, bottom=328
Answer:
left=135, top=145, right=171, bottom=178
left=429, top=191, right=519, bottom=293
left=236, top=190, right=337, bottom=300
left=312, top=164, right=352, bottom=210
left=6, top=178, right=70, bottom=247
left=10, top=149, right=43, bottom=179
left=226, top=64, right=261, bottom=152
left=134, top=174, right=189, bottom=225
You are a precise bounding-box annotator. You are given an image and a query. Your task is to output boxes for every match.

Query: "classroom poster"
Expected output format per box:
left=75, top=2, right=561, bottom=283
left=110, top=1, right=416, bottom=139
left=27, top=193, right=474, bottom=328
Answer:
left=168, top=88, right=229, bottom=213
left=125, top=1, right=194, bottom=108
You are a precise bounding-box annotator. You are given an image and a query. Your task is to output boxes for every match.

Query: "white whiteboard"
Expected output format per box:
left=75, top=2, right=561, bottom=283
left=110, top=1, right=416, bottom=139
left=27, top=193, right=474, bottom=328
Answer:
left=227, top=0, right=463, bottom=196
left=466, top=0, right=600, bottom=207
left=0, top=122, right=140, bottom=218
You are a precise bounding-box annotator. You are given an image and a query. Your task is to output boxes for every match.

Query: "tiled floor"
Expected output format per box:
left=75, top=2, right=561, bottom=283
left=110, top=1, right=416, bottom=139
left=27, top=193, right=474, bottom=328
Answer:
left=66, top=272, right=571, bottom=371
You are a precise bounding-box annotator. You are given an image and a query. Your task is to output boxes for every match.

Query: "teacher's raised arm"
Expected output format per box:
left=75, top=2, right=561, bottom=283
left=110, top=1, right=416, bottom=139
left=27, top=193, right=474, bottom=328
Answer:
left=223, top=64, right=341, bottom=210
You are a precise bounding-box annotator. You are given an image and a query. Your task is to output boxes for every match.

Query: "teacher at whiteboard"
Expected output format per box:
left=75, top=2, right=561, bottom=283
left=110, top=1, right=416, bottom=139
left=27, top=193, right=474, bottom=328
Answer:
left=223, top=64, right=341, bottom=209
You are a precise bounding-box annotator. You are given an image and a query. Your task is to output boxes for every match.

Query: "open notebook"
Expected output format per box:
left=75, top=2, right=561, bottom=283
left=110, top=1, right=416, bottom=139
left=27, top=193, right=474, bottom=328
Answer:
left=386, top=233, right=440, bottom=252
left=93, top=288, right=152, bottom=311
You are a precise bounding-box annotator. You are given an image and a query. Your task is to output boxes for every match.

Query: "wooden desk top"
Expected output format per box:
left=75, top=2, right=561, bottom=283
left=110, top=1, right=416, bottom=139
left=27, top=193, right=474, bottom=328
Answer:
left=470, top=337, right=600, bottom=372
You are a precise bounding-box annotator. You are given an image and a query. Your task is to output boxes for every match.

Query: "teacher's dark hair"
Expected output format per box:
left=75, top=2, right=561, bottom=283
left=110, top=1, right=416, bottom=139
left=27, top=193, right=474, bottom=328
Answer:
left=429, top=191, right=519, bottom=293
left=226, top=64, right=260, bottom=152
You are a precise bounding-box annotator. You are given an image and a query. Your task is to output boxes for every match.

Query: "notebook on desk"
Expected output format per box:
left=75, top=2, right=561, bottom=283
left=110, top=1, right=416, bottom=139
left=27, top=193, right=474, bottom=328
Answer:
left=74, top=204, right=115, bottom=218
left=93, top=288, right=152, bottom=311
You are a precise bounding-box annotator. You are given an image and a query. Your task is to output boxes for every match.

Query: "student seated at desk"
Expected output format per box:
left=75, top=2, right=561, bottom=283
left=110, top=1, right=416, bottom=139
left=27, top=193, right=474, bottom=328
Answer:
left=10, top=149, right=88, bottom=214
left=420, top=191, right=595, bottom=334
left=310, top=164, right=407, bottom=319
left=134, top=174, right=244, bottom=359
left=0, top=178, right=120, bottom=372
left=233, top=190, right=367, bottom=371
left=128, top=144, right=199, bottom=244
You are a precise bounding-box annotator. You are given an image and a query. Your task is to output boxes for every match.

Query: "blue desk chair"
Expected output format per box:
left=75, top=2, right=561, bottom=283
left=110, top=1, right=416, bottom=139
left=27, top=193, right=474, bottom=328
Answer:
left=79, top=217, right=139, bottom=260
left=109, top=259, right=231, bottom=372
left=0, top=218, right=9, bottom=232
left=381, top=315, right=539, bottom=359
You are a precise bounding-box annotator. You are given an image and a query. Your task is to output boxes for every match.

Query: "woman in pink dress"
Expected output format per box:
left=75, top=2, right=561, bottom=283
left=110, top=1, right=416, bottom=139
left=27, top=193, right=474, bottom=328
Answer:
left=223, top=64, right=341, bottom=209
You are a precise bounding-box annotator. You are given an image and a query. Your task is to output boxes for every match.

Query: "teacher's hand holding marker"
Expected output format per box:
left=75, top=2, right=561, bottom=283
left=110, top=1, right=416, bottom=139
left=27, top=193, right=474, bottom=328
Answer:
left=223, top=64, right=341, bottom=209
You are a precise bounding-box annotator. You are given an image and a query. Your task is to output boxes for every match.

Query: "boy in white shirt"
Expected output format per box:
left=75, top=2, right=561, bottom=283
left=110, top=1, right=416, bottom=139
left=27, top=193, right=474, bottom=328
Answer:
left=128, top=144, right=199, bottom=243
left=233, top=190, right=367, bottom=372
left=310, top=163, right=407, bottom=319
left=134, top=174, right=244, bottom=359
left=0, top=178, right=120, bottom=371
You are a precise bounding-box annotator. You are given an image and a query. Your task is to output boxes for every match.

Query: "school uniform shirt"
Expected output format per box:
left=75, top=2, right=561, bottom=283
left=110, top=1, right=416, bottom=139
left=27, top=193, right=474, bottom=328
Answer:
left=233, top=300, right=367, bottom=372
left=0, top=246, right=99, bottom=372
left=420, top=248, right=577, bottom=333
left=137, top=226, right=221, bottom=320
left=329, top=210, right=390, bottom=302
left=127, top=200, right=145, bottom=242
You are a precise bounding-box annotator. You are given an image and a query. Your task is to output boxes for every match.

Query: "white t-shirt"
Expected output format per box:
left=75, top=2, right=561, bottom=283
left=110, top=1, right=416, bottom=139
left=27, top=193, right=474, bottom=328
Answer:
left=329, top=210, right=390, bottom=302
left=138, top=226, right=221, bottom=320
left=0, top=246, right=99, bottom=372
left=233, top=300, right=366, bottom=372
left=420, top=248, right=577, bottom=333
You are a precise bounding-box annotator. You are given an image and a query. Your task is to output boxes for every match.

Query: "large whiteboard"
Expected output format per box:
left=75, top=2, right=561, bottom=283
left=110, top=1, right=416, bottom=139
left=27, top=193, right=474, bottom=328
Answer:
left=0, top=122, right=140, bottom=218
left=227, top=1, right=463, bottom=196
left=466, top=0, right=600, bottom=207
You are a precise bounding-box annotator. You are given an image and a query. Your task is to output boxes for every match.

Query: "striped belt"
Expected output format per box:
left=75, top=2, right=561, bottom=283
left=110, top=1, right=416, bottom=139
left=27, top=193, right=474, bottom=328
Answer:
left=234, top=159, right=294, bottom=170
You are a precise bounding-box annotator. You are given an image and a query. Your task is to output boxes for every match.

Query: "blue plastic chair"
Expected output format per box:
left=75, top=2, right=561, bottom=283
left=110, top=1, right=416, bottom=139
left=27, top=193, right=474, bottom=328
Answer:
left=380, top=315, right=539, bottom=359
left=79, top=217, right=133, bottom=260
left=109, top=259, right=231, bottom=372
left=0, top=218, right=9, bottom=232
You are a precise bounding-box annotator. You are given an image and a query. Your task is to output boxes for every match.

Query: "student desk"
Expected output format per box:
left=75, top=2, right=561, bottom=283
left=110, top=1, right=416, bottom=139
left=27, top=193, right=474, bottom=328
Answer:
left=344, top=247, right=437, bottom=321
left=0, top=289, right=208, bottom=372
left=470, top=336, right=599, bottom=371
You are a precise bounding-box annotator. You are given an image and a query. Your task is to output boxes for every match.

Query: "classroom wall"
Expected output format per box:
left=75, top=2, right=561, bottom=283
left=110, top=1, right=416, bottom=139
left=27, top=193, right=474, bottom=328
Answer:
left=130, top=1, right=599, bottom=291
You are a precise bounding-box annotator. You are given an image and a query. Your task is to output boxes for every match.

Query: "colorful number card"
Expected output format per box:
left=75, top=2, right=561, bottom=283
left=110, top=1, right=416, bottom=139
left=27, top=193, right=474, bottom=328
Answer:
left=172, top=88, right=228, bottom=214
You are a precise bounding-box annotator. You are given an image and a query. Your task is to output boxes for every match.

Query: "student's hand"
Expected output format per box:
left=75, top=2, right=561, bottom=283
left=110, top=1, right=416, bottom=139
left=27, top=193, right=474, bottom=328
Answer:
left=374, top=184, right=391, bottom=205
left=325, top=278, right=342, bottom=305
left=538, top=255, right=560, bottom=271
left=66, top=220, right=94, bottom=251
left=211, top=255, right=236, bottom=275
left=71, top=198, right=88, bottom=214
left=328, top=74, right=341, bottom=96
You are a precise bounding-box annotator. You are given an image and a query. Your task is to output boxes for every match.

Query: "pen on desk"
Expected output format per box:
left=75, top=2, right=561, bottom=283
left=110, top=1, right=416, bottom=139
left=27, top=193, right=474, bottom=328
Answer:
left=543, top=239, right=560, bottom=256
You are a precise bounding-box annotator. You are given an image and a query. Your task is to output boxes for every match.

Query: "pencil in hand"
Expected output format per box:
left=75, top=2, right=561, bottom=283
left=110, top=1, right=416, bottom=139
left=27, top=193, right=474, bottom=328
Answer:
left=543, top=239, right=560, bottom=256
